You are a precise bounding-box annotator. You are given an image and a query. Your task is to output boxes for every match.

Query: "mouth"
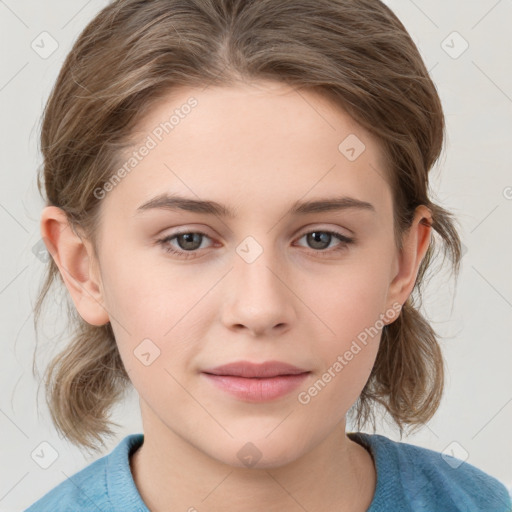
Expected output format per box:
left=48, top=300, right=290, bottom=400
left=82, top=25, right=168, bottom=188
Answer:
left=202, top=360, right=310, bottom=378
left=201, top=360, right=311, bottom=402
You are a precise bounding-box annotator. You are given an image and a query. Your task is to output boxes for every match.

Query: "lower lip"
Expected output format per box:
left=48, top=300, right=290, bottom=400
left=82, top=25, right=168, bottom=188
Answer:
left=202, top=372, right=310, bottom=402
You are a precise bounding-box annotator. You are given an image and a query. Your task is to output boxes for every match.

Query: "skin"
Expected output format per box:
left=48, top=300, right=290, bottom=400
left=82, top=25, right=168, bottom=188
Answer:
left=41, top=80, right=432, bottom=512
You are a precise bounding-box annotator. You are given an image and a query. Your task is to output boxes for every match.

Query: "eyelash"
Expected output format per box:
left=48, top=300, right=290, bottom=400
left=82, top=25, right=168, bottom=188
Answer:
left=157, top=229, right=354, bottom=260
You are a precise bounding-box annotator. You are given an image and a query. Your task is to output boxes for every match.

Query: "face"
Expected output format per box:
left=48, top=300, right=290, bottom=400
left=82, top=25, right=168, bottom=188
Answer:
left=81, top=81, right=404, bottom=467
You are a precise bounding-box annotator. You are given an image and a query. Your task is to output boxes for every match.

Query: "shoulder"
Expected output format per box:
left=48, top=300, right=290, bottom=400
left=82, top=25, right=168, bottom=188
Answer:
left=348, top=432, right=512, bottom=512
left=24, top=454, right=110, bottom=512
left=24, top=433, right=145, bottom=512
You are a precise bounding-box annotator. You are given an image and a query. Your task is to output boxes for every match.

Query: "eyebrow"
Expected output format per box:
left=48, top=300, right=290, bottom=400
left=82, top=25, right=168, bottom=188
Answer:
left=134, top=193, right=376, bottom=218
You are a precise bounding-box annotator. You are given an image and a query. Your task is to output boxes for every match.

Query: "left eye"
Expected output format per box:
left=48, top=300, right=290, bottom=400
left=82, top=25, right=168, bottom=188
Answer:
left=296, top=230, right=353, bottom=252
left=157, top=229, right=354, bottom=259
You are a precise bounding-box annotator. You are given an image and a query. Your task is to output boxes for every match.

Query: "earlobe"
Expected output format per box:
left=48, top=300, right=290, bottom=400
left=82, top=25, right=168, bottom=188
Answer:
left=385, top=205, right=432, bottom=315
left=40, top=206, right=110, bottom=326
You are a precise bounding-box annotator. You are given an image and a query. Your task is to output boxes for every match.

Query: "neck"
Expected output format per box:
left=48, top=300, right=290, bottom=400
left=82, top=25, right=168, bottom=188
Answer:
left=130, top=406, right=376, bottom=512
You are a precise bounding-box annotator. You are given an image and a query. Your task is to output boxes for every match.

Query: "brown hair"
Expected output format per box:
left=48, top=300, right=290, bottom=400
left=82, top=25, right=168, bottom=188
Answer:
left=33, top=0, right=462, bottom=453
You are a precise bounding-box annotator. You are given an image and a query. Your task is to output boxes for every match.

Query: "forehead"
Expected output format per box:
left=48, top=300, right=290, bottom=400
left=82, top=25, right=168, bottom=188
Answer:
left=102, top=80, right=392, bottom=222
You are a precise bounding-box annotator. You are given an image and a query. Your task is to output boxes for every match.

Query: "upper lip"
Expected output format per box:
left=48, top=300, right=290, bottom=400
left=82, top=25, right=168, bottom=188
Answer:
left=202, top=360, right=310, bottom=378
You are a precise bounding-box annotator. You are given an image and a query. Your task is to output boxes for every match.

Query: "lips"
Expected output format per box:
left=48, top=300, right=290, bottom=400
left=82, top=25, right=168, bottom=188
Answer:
left=201, top=360, right=311, bottom=401
left=202, top=360, right=310, bottom=378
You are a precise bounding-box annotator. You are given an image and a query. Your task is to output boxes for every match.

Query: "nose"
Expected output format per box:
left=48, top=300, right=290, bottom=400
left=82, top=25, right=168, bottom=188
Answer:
left=220, top=246, right=296, bottom=337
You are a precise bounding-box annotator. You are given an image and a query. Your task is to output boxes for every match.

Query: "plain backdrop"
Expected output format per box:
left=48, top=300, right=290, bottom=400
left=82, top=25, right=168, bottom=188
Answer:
left=1, top=0, right=511, bottom=510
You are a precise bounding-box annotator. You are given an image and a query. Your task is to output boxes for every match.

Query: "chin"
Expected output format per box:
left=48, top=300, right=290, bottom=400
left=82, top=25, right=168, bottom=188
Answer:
left=206, top=436, right=307, bottom=471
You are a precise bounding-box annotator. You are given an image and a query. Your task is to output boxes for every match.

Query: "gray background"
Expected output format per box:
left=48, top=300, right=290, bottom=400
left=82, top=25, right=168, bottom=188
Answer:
left=1, top=0, right=511, bottom=510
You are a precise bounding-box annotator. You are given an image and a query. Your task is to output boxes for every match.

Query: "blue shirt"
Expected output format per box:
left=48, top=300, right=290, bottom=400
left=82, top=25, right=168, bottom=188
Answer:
left=24, top=432, right=511, bottom=511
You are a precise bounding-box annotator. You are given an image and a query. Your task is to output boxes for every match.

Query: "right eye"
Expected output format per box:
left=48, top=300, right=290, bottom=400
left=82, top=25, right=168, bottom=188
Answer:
left=157, top=230, right=213, bottom=259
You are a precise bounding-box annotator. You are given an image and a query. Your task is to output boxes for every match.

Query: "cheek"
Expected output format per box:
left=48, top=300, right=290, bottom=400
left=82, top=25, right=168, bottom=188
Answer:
left=100, top=242, right=178, bottom=321
left=305, top=257, right=391, bottom=333
left=302, top=254, right=391, bottom=382
left=306, top=300, right=384, bottom=419
left=100, top=255, right=212, bottom=383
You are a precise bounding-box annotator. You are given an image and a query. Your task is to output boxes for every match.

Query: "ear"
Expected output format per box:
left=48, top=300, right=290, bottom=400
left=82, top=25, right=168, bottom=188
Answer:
left=385, top=205, right=432, bottom=321
left=40, top=206, right=110, bottom=326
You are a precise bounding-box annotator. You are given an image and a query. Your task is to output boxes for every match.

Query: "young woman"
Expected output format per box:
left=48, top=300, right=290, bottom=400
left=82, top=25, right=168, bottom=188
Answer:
left=26, top=0, right=511, bottom=510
